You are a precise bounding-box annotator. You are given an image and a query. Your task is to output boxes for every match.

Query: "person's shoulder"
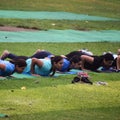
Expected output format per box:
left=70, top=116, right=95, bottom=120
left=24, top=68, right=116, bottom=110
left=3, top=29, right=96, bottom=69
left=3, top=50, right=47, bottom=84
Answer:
left=26, top=58, right=32, bottom=62
left=0, top=60, right=11, bottom=65
left=42, top=58, right=51, bottom=63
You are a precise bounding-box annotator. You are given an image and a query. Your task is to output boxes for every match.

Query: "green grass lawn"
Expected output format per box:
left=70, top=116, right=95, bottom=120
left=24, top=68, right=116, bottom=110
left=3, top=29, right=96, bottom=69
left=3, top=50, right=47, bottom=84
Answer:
left=0, top=42, right=120, bottom=56
left=0, top=19, right=120, bottom=30
left=0, top=0, right=120, bottom=30
left=0, top=0, right=120, bottom=18
left=0, top=0, right=120, bottom=120
left=0, top=43, right=120, bottom=120
left=0, top=72, right=120, bottom=120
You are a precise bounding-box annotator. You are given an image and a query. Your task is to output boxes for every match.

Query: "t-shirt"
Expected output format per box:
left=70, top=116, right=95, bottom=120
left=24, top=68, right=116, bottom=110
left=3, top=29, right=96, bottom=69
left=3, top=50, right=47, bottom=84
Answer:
left=84, top=56, right=103, bottom=71
left=60, top=58, right=70, bottom=72
left=23, top=58, right=52, bottom=76
left=0, top=60, right=15, bottom=76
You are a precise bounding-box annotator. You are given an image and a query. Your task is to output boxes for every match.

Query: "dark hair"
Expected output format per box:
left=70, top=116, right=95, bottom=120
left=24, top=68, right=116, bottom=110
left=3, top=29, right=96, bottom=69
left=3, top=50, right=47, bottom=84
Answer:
left=102, top=53, right=114, bottom=61
left=69, top=55, right=81, bottom=63
left=65, top=51, right=82, bottom=60
left=15, top=56, right=28, bottom=60
left=50, top=56, right=63, bottom=76
left=10, top=59, right=27, bottom=67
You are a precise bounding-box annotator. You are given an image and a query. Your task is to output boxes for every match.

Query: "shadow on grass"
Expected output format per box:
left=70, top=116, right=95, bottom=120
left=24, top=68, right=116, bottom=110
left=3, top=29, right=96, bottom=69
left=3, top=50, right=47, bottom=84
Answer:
left=4, top=106, right=120, bottom=120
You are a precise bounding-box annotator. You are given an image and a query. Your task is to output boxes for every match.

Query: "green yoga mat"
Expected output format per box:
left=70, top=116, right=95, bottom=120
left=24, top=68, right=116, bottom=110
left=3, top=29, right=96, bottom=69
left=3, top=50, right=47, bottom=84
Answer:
left=0, top=30, right=120, bottom=42
left=0, top=73, right=35, bottom=80
left=0, top=10, right=119, bottom=21
left=12, top=73, right=36, bottom=79
left=0, top=113, right=8, bottom=118
left=0, top=69, right=82, bottom=80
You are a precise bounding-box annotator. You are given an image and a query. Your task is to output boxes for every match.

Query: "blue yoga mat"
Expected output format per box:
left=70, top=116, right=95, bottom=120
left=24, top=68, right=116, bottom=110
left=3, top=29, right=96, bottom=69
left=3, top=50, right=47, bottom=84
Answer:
left=0, top=10, right=119, bottom=21
left=0, top=30, right=120, bottom=42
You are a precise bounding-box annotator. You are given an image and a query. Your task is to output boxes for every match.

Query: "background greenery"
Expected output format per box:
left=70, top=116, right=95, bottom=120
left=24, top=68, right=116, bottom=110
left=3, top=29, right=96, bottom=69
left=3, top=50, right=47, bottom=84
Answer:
left=0, top=0, right=120, bottom=30
left=0, top=0, right=120, bottom=18
left=0, top=0, right=120, bottom=120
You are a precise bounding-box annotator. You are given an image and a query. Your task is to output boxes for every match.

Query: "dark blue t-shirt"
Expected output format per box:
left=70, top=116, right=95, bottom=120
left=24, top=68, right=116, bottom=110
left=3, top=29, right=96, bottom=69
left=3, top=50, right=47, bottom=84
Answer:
left=60, top=58, right=70, bottom=72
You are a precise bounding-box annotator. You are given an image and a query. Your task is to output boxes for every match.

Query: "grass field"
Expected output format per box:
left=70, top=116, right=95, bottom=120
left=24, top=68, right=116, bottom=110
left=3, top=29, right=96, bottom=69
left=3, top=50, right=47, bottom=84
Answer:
left=0, top=0, right=120, bottom=30
left=0, top=0, right=120, bottom=120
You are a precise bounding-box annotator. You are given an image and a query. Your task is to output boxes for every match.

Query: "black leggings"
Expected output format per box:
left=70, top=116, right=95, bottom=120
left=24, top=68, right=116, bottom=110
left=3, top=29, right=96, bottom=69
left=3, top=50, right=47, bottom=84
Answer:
left=3, top=51, right=53, bottom=60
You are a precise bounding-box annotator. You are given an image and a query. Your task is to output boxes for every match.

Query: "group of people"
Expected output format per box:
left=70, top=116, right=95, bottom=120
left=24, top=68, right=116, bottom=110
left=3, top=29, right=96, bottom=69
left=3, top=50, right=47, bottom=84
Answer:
left=0, top=48, right=120, bottom=77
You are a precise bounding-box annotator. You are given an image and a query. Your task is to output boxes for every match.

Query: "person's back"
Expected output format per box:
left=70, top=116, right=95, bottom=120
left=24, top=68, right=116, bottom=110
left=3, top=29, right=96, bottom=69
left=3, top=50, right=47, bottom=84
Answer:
left=83, top=56, right=103, bottom=71
left=23, top=58, right=52, bottom=76
left=30, top=50, right=53, bottom=59
left=65, top=50, right=92, bottom=60
left=34, top=59, right=52, bottom=76
left=65, top=51, right=84, bottom=60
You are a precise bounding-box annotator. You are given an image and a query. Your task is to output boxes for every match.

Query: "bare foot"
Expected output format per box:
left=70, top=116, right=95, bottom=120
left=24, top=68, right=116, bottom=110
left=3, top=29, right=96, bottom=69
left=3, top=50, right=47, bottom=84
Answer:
left=0, top=50, right=10, bottom=60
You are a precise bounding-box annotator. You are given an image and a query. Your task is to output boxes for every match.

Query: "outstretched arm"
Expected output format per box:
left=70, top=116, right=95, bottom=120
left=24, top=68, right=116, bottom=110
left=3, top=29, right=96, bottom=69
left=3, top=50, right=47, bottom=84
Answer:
left=30, top=58, right=43, bottom=74
left=116, top=56, right=120, bottom=70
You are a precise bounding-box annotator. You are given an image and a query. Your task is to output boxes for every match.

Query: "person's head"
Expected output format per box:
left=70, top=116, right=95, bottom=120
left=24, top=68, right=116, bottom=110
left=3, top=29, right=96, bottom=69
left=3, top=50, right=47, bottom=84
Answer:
left=50, top=56, right=63, bottom=76
left=102, top=53, right=114, bottom=67
left=10, top=59, right=27, bottom=73
left=51, top=56, right=63, bottom=70
left=69, top=55, right=81, bottom=69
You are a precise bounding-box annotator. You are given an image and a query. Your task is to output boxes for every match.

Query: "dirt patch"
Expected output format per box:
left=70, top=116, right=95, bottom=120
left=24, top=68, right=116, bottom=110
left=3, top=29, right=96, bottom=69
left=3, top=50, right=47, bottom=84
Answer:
left=0, top=26, right=39, bottom=32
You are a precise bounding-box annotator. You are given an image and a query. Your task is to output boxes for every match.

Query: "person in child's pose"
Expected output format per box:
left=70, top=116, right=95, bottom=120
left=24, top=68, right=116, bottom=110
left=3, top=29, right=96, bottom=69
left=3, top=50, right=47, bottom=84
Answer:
left=0, top=59, right=27, bottom=77
left=23, top=56, right=63, bottom=76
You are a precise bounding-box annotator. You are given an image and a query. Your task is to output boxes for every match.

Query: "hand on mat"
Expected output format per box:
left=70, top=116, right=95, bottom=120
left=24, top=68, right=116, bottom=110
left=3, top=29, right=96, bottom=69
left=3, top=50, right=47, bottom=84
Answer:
left=31, top=74, right=40, bottom=77
left=0, top=76, right=6, bottom=79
